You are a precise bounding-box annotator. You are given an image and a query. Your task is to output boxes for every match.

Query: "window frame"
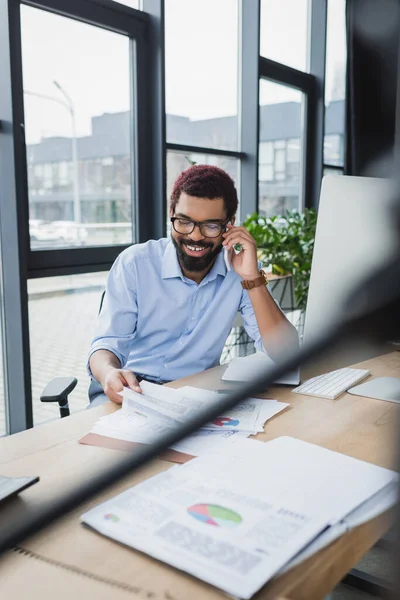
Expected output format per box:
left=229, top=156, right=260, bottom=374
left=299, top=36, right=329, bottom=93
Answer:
left=12, top=0, right=158, bottom=279
left=0, top=0, right=159, bottom=432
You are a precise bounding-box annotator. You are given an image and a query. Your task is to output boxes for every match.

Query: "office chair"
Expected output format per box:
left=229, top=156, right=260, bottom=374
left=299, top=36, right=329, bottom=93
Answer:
left=40, top=290, right=107, bottom=418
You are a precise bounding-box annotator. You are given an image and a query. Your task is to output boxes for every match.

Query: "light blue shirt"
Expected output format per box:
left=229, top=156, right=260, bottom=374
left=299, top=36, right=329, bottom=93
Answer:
left=89, top=238, right=270, bottom=383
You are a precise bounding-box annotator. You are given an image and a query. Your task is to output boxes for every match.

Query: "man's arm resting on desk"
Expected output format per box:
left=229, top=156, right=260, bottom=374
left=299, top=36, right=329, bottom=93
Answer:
left=89, top=349, right=142, bottom=404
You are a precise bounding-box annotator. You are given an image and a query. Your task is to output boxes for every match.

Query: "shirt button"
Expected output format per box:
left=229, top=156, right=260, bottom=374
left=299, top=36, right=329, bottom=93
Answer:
left=191, top=317, right=195, bottom=320
left=163, top=363, right=167, bottom=368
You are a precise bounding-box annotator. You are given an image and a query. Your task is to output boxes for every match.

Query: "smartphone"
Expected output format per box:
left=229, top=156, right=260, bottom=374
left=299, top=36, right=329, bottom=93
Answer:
left=224, top=247, right=232, bottom=271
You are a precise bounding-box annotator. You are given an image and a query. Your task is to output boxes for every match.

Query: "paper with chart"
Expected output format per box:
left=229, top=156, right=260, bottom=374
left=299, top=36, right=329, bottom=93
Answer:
left=176, top=385, right=289, bottom=433
left=81, top=436, right=398, bottom=597
left=89, top=381, right=289, bottom=457
left=81, top=442, right=330, bottom=599
left=91, top=408, right=248, bottom=456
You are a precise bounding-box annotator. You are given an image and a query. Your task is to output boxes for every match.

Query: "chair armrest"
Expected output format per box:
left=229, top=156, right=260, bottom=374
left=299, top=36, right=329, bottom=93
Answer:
left=40, top=377, right=78, bottom=403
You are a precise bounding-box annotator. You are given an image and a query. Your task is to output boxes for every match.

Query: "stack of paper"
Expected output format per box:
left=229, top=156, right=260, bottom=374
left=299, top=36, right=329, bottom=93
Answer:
left=82, top=381, right=289, bottom=459
left=81, top=436, right=398, bottom=599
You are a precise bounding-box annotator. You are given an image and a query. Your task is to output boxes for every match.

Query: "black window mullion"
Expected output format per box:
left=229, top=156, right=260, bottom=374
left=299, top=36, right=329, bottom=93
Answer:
left=259, top=56, right=315, bottom=94
left=167, top=143, right=245, bottom=160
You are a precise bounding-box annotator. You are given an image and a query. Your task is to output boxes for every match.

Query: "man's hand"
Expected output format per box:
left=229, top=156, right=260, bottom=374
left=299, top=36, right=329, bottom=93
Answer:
left=222, top=223, right=259, bottom=280
left=101, top=367, right=142, bottom=404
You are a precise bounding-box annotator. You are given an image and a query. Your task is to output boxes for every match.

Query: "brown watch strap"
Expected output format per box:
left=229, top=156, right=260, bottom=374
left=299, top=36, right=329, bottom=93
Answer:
left=241, top=269, right=268, bottom=290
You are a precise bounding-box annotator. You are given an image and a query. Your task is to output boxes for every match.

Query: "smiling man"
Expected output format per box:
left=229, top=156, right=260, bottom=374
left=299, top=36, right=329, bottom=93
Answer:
left=88, top=165, right=298, bottom=405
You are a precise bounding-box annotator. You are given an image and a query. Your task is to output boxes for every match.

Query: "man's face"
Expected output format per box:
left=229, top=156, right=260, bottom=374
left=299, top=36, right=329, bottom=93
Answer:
left=170, top=192, right=233, bottom=273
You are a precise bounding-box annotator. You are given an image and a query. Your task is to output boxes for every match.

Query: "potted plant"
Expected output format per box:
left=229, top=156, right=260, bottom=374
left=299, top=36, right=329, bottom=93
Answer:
left=242, top=208, right=317, bottom=314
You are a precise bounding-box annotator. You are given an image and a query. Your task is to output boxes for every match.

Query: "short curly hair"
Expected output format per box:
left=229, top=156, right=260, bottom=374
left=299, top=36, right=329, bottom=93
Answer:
left=170, top=165, right=238, bottom=220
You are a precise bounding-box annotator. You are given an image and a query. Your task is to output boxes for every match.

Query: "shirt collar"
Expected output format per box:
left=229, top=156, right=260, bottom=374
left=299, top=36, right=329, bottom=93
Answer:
left=162, top=240, right=184, bottom=280
left=162, top=240, right=227, bottom=282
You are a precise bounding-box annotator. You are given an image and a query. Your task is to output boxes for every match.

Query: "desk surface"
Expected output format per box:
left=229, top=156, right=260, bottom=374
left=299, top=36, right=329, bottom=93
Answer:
left=0, top=351, right=399, bottom=600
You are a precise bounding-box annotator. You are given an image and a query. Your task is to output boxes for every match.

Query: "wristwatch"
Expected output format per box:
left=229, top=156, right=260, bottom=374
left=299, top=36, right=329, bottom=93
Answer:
left=241, top=269, right=269, bottom=290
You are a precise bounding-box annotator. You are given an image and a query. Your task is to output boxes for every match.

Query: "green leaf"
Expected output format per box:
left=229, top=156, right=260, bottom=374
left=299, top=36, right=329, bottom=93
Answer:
left=243, top=208, right=317, bottom=312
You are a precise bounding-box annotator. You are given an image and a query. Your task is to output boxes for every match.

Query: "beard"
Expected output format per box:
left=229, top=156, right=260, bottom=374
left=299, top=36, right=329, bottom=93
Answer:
left=171, top=236, right=223, bottom=272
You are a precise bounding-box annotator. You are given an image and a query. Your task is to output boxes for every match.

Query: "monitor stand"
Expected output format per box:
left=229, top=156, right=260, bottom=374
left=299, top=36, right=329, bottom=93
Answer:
left=348, top=377, right=400, bottom=404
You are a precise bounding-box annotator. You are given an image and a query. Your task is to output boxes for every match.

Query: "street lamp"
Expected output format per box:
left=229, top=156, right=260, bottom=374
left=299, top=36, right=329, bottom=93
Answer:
left=24, top=85, right=81, bottom=232
left=52, top=80, right=81, bottom=229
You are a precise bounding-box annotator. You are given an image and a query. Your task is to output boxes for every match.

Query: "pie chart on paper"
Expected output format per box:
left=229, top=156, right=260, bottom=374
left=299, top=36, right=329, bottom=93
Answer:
left=187, top=503, right=242, bottom=528
left=212, top=417, right=240, bottom=427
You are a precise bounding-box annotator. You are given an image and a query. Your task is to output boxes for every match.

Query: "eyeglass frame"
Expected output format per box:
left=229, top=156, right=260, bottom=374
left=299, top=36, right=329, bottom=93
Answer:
left=170, top=216, right=229, bottom=238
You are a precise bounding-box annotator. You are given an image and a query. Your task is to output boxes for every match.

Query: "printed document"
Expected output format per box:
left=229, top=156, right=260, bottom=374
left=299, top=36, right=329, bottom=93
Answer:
left=89, top=382, right=289, bottom=457
left=81, top=436, right=397, bottom=598
left=82, top=449, right=329, bottom=599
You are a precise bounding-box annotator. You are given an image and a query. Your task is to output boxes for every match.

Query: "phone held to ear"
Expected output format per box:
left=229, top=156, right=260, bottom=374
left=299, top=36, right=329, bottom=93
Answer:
left=224, top=247, right=232, bottom=271
left=224, top=244, right=243, bottom=271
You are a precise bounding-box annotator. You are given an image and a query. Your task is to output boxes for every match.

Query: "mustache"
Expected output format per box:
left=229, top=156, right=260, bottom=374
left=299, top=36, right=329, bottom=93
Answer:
left=180, top=240, right=213, bottom=249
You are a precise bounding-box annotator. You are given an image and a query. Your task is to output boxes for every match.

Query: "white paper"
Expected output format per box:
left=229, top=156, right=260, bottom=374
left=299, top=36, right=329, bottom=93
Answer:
left=179, top=437, right=398, bottom=525
left=222, top=352, right=300, bottom=386
left=92, top=409, right=250, bottom=456
left=82, top=457, right=329, bottom=599
left=122, top=381, right=212, bottom=424
left=90, top=384, right=288, bottom=457
left=170, top=429, right=250, bottom=455
left=82, top=436, right=397, bottom=598
left=280, top=480, right=399, bottom=574
left=177, top=386, right=289, bottom=433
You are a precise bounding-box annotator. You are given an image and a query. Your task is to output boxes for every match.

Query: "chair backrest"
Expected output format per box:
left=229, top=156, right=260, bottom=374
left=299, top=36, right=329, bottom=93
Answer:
left=304, top=175, right=397, bottom=344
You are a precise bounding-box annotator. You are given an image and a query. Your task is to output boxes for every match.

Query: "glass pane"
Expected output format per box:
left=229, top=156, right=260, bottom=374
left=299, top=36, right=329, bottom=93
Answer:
left=259, top=80, right=304, bottom=217
left=21, top=6, right=135, bottom=249
left=166, top=152, right=239, bottom=232
left=323, top=167, right=344, bottom=177
left=324, top=0, right=346, bottom=166
left=260, top=0, right=309, bottom=72
left=28, top=273, right=107, bottom=426
left=165, top=0, right=239, bottom=150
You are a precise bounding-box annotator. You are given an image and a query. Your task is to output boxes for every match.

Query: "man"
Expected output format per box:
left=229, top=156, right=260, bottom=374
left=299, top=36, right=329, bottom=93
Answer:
left=88, top=165, right=298, bottom=405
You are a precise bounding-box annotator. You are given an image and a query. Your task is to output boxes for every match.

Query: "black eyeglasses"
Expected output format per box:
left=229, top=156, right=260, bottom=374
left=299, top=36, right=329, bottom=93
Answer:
left=170, top=217, right=227, bottom=238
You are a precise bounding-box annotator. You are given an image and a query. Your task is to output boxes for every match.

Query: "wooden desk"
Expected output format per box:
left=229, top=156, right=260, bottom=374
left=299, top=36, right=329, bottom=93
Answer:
left=0, top=352, right=399, bottom=600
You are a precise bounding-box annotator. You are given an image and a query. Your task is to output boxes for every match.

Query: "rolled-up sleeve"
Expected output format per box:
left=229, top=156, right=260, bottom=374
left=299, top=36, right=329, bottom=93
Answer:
left=87, top=253, right=138, bottom=377
left=239, top=284, right=283, bottom=355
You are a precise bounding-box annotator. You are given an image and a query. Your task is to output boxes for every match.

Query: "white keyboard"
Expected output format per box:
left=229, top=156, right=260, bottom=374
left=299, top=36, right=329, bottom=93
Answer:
left=292, top=367, right=370, bottom=400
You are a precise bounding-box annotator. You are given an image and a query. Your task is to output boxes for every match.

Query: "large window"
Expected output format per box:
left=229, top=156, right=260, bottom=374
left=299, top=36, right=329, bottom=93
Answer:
left=0, top=0, right=343, bottom=433
left=260, top=0, right=310, bottom=72
left=258, top=80, right=304, bottom=217
left=21, top=5, right=135, bottom=249
left=324, top=0, right=346, bottom=171
left=28, top=273, right=107, bottom=425
left=165, top=0, right=239, bottom=151
left=165, top=0, right=242, bottom=231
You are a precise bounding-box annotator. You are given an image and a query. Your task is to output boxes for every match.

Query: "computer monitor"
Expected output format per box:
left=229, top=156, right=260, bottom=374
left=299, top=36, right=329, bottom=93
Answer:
left=304, top=175, right=398, bottom=346
left=303, top=174, right=400, bottom=397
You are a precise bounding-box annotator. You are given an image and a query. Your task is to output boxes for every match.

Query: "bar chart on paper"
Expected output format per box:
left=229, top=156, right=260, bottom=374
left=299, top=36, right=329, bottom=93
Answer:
left=187, top=503, right=242, bottom=529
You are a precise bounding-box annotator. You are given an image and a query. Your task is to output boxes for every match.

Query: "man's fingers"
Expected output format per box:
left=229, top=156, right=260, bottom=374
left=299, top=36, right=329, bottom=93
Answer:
left=102, top=369, right=141, bottom=404
left=223, top=233, right=255, bottom=251
left=122, top=370, right=142, bottom=394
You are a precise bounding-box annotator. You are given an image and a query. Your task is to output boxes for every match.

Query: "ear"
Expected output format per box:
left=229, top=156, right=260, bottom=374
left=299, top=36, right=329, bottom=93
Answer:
left=230, top=216, right=236, bottom=226
left=169, top=207, right=174, bottom=218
